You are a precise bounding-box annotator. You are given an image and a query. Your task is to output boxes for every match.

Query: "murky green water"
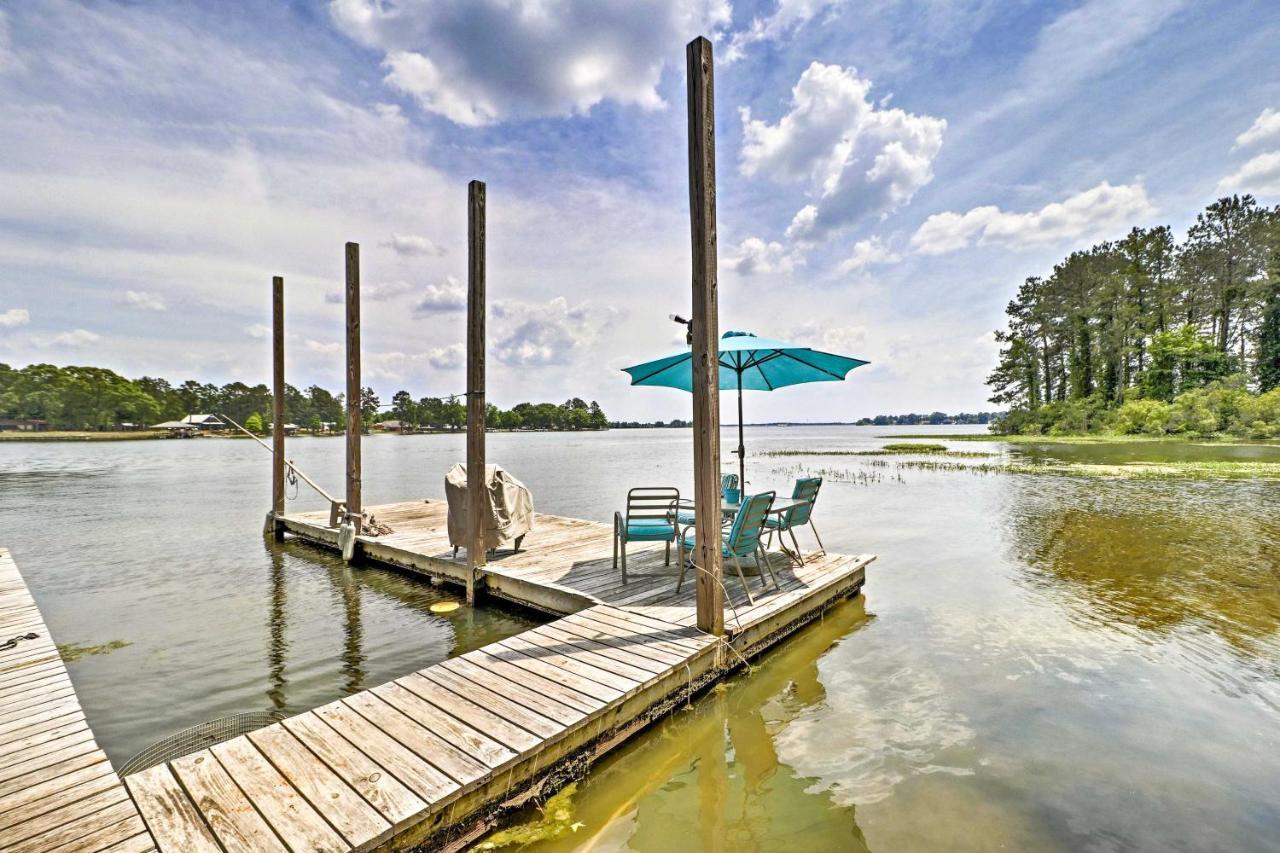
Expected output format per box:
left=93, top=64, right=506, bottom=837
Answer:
left=1, top=427, right=1278, bottom=849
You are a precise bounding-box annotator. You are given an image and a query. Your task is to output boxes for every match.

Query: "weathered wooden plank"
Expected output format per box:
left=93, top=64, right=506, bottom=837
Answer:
left=100, top=829, right=160, bottom=852
left=495, top=634, right=639, bottom=696
left=46, top=812, right=151, bottom=852
left=210, top=736, right=347, bottom=852
left=343, top=692, right=489, bottom=786
left=373, top=681, right=515, bottom=768
left=396, top=671, right=542, bottom=753
left=125, top=765, right=220, bottom=853
left=418, top=662, right=570, bottom=738
left=282, top=711, right=427, bottom=830
left=0, top=746, right=108, bottom=801
left=312, top=701, right=460, bottom=804
left=169, top=749, right=287, bottom=852
left=247, top=723, right=391, bottom=848
left=0, top=785, right=127, bottom=849
left=0, top=758, right=114, bottom=823
left=9, top=797, right=141, bottom=853
left=462, top=648, right=605, bottom=714
left=0, top=731, right=96, bottom=784
left=533, top=623, right=670, bottom=676
left=0, top=720, right=93, bottom=770
left=0, top=769, right=123, bottom=837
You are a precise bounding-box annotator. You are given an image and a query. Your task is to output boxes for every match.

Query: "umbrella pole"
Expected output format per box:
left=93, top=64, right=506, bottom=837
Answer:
left=737, top=371, right=746, bottom=492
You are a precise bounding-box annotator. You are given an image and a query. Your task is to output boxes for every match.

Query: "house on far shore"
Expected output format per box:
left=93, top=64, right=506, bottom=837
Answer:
left=266, top=422, right=300, bottom=436
left=181, top=414, right=227, bottom=430
left=0, top=418, right=49, bottom=432
left=150, top=420, right=201, bottom=437
left=374, top=420, right=405, bottom=433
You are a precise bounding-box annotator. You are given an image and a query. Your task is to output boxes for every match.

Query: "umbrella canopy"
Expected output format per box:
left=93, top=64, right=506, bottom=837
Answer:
left=622, top=330, right=869, bottom=487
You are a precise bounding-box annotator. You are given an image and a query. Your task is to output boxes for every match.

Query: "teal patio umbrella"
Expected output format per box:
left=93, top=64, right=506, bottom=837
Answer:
left=622, top=330, right=869, bottom=490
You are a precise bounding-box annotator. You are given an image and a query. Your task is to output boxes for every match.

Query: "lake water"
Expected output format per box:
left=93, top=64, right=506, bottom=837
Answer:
left=1, top=426, right=1278, bottom=850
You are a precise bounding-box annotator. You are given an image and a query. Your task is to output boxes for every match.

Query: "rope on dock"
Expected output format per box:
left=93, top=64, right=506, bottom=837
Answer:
left=0, top=632, right=37, bottom=651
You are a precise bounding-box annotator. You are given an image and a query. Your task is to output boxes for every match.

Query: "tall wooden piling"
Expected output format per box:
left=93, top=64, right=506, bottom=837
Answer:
left=345, top=242, right=362, bottom=539
left=271, top=275, right=285, bottom=540
left=466, top=180, right=487, bottom=605
left=687, top=36, right=724, bottom=635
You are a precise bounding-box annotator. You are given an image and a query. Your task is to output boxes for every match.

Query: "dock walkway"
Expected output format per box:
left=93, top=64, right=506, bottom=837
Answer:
left=0, top=548, right=156, bottom=852
left=127, top=604, right=720, bottom=852
left=2, top=499, right=872, bottom=851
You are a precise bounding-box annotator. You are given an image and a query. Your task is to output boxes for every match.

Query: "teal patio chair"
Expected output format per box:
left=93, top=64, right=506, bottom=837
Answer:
left=764, top=477, right=823, bottom=565
left=613, top=487, right=680, bottom=583
left=677, top=490, right=780, bottom=605
left=675, top=473, right=739, bottom=528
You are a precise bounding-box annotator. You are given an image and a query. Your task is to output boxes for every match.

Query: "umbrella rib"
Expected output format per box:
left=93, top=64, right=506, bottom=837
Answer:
left=777, top=350, right=860, bottom=381
left=628, top=354, right=691, bottom=385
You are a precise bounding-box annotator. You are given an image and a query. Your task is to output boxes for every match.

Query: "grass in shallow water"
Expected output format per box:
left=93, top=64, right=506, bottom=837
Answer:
left=764, top=444, right=992, bottom=459
left=58, top=640, right=131, bottom=662
left=475, top=784, right=582, bottom=849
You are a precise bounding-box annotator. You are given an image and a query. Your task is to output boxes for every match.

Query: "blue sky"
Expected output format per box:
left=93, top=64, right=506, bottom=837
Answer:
left=2, top=0, right=1279, bottom=421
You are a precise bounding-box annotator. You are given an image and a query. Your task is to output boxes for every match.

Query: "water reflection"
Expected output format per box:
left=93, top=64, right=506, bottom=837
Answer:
left=335, top=563, right=366, bottom=694
left=1001, top=475, right=1280, bottom=706
left=501, top=598, right=873, bottom=851
left=266, top=543, right=288, bottom=712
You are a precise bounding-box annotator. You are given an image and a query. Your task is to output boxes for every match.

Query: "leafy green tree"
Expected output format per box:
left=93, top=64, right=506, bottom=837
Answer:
left=245, top=412, right=264, bottom=433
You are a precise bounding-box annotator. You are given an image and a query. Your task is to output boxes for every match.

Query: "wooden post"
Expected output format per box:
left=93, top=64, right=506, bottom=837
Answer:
left=687, top=36, right=724, bottom=636
left=466, top=180, right=486, bottom=605
left=270, top=275, right=285, bottom=540
left=345, top=242, right=362, bottom=543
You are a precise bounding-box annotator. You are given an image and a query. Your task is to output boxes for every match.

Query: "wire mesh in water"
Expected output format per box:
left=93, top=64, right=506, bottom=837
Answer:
left=120, top=710, right=284, bottom=777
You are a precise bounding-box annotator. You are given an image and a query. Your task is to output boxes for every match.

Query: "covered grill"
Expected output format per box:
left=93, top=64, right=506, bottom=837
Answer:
left=444, top=463, right=534, bottom=555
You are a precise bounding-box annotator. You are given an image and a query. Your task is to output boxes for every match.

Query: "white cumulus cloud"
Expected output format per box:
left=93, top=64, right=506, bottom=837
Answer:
left=838, top=237, right=900, bottom=273
left=0, top=307, right=30, bottom=329
left=47, top=328, right=100, bottom=348
left=412, top=276, right=466, bottom=314
left=728, top=236, right=799, bottom=275
left=329, top=0, right=731, bottom=126
left=124, top=290, right=166, bottom=311
left=741, top=62, right=945, bottom=243
left=381, top=233, right=445, bottom=257
left=725, top=0, right=842, bottom=62
left=1234, top=107, right=1280, bottom=150
left=492, top=296, right=619, bottom=367
left=1218, top=151, right=1280, bottom=196
left=910, top=181, right=1154, bottom=255
left=325, top=280, right=416, bottom=304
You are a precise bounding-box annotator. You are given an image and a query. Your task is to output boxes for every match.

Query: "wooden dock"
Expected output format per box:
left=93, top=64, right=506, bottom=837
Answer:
left=0, top=500, right=872, bottom=852
left=279, top=500, right=873, bottom=654
left=0, top=548, right=156, bottom=852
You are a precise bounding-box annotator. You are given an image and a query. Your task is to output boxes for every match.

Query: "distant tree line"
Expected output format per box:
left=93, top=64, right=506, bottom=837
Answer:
left=989, top=195, right=1280, bottom=437
left=608, top=419, right=692, bottom=429
left=383, top=392, right=608, bottom=431
left=855, top=412, right=1000, bottom=426
left=0, top=363, right=609, bottom=433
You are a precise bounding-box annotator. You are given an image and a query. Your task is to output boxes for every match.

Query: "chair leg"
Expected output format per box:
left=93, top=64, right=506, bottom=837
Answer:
left=665, top=539, right=671, bottom=566
left=731, top=556, right=755, bottom=606
left=757, top=546, right=782, bottom=591
left=612, top=526, right=618, bottom=570
left=809, top=520, right=825, bottom=553
left=621, top=539, right=627, bottom=584
left=789, top=528, right=805, bottom=565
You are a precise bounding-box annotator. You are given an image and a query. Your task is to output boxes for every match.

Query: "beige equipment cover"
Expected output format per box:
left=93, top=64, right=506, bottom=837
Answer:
left=445, top=463, right=534, bottom=552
